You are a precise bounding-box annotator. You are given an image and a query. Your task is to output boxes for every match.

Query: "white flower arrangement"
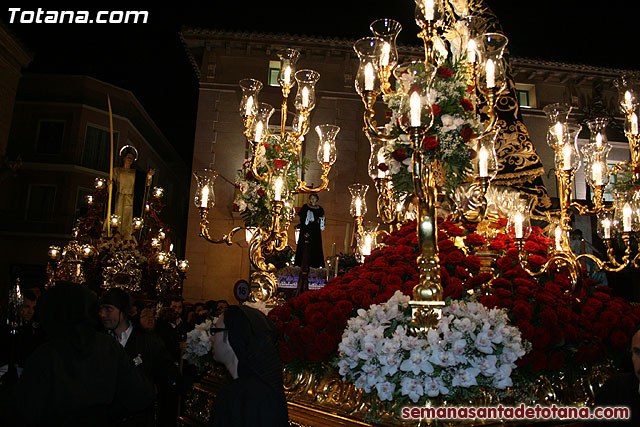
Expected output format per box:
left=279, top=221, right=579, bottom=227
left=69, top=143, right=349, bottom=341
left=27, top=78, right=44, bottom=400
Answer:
left=337, top=291, right=529, bottom=405
left=183, top=318, right=217, bottom=370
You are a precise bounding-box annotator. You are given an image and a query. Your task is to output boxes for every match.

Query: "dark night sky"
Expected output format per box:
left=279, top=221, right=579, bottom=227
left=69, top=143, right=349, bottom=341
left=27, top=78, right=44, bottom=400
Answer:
left=5, top=2, right=637, bottom=167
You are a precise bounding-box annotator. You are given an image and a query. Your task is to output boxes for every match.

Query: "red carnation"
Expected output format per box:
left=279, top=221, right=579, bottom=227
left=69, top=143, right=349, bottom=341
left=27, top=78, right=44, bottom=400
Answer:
left=511, top=301, right=533, bottom=322
left=257, top=188, right=265, bottom=197
left=436, top=67, right=454, bottom=79
left=460, top=98, right=474, bottom=112
left=273, top=159, right=287, bottom=170
left=263, top=142, right=270, bottom=149
left=378, top=163, right=389, bottom=172
left=422, top=135, right=439, bottom=150
left=466, top=233, right=486, bottom=246
left=479, top=295, right=500, bottom=308
left=392, top=148, right=408, bottom=162
left=431, top=104, right=442, bottom=116
left=496, top=257, right=514, bottom=271
left=461, top=126, right=474, bottom=141
left=445, top=250, right=464, bottom=265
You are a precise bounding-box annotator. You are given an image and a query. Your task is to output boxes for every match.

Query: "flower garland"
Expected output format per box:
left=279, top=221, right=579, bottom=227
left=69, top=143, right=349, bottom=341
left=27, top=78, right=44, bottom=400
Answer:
left=381, top=57, right=482, bottom=194
left=233, top=134, right=309, bottom=229
left=337, top=291, right=528, bottom=406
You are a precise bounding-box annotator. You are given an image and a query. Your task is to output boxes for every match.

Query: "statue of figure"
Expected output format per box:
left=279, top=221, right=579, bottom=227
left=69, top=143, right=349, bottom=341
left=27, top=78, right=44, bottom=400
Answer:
left=294, top=194, right=325, bottom=270
left=111, top=146, right=154, bottom=239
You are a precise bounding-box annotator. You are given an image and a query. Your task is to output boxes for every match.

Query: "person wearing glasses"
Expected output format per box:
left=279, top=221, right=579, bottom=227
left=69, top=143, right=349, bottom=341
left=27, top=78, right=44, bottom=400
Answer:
left=208, top=305, right=288, bottom=426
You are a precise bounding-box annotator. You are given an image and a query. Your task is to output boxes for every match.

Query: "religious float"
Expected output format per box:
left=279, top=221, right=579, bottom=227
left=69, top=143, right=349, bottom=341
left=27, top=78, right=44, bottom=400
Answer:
left=181, top=0, right=640, bottom=425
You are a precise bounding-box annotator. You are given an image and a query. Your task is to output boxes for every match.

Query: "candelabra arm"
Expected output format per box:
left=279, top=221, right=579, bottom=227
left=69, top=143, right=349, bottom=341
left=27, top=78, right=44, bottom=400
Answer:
left=515, top=240, right=581, bottom=293
left=476, top=92, right=498, bottom=139
left=295, top=163, right=331, bottom=193
left=448, top=179, right=490, bottom=224
left=249, top=145, right=270, bottom=183
left=361, top=91, right=396, bottom=142
left=375, top=178, right=396, bottom=224
left=570, top=186, right=612, bottom=215
left=198, top=207, right=245, bottom=245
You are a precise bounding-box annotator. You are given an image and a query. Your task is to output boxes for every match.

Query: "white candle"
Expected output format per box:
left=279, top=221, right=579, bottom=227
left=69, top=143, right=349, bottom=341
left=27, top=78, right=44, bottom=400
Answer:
left=323, top=142, right=330, bottom=163
left=514, top=212, right=523, bottom=239
left=254, top=121, right=264, bottom=143
left=201, top=186, right=209, bottom=208
left=562, top=144, right=572, bottom=170
left=283, top=66, right=291, bottom=85
left=602, top=218, right=611, bottom=239
left=595, top=133, right=603, bottom=147
left=364, top=63, right=374, bottom=91
left=424, top=0, right=434, bottom=20
left=245, top=96, right=254, bottom=116
left=380, top=42, right=390, bottom=67
left=486, top=59, right=495, bottom=89
left=274, top=177, right=284, bottom=201
left=625, top=90, right=633, bottom=110
left=467, top=39, right=476, bottom=63
left=553, top=122, right=564, bottom=145
left=592, top=162, right=603, bottom=186
left=355, top=198, right=362, bottom=217
left=478, top=146, right=489, bottom=177
left=623, top=203, right=633, bottom=232
left=410, top=92, right=421, bottom=127
left=302, top=87, right=310, bottom=108
left=554, top=226, right=562, bottom=251
left=362, top=234, right=372, bottom=256
left=632, top=113, right=639, bottom=135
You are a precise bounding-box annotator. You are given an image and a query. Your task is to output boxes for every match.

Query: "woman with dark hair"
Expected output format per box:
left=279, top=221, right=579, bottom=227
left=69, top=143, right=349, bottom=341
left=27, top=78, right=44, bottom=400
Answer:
left=209, top=305, right=288, bottom=427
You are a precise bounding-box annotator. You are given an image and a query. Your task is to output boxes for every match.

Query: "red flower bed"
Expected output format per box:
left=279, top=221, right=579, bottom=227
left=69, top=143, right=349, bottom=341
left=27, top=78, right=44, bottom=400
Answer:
left=269, top=220, right=640, bottom=372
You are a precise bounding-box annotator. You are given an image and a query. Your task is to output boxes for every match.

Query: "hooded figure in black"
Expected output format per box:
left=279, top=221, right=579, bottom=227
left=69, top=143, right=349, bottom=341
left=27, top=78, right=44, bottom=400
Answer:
left=7, top=282, right=153, bottom=426
left=208, top=305, right=288, bottom=427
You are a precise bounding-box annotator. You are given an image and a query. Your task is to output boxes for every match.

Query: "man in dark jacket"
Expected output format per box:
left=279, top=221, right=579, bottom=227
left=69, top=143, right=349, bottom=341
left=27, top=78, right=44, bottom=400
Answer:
left=99, top=288, right=180, bottom=426
left=7, top=282, right=154, bottom=426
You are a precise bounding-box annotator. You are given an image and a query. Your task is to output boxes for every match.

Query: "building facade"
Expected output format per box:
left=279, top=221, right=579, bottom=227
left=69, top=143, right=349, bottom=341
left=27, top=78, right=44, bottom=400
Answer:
left=0, top=73, right=189, bottom=293
left=181, top=29, right=635, bottom=303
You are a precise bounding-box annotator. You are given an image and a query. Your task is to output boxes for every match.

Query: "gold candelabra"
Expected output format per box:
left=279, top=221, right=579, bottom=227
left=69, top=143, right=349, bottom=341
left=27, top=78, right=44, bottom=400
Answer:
left=352, top=1, right=508, bottom=327
left=510, top=85, right=640, bottom=291
left=195, top=48, right=338, bottom=303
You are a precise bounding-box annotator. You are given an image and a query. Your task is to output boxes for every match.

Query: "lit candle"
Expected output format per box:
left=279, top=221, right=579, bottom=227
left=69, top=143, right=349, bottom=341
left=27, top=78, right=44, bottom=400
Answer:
left=380, top=42, right=390, bottom=67
left=410, top=92, right=421, bottom=127
left=562, top=144, right=572, bottom=170
left=625, top=90, right=633, bottom=110
left=254, top=121, right=264, bottom=143
left=478, top=146, right=489, bottom=177
left=595, top=133, right=603, bottom=146
left=364, top=63, right=375, bottom=91
left=283, top=66, right=291, bottom=85
left=274, top=176, right=284, bottom=201
left=514, top=212, right=523, bottom=239
left=362, top=234, right=372, bottom=256
left=301, top=87, right=310, bottom=108
left=623, top=203, right=633, bottom=232
left=467, top=39, right=476, bottom=63
left=355, top=198, right=362, bottom=217
left=245, top=96, right=254, bottom=117
left=553, top=122, right=564, bottom=145
left=554, top=225, right=562, bottom=251
left=424, top=0, right=434, bottom=20
left=201, top=185, right=209, bottom=208
left=602, top=218, right=611, bottom=239
left=323, top=142, right=331, bottom=163
left=631, top=113, right=639, bottom=135
left=591, top=162, right=603, bottom=186
left=486, top=59, right=495, bottom=89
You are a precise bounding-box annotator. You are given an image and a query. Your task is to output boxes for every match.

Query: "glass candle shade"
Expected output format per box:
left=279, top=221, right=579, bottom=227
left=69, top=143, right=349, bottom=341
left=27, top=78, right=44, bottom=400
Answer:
left=414, top=0, right=444, bottom=25
left=613, top=191, right=640, bottom=233
left=553, top=124, right=581, bottom=171
left=596, top=211, right=615, bottom=240
left=366, top=131, right=390, bottom=180
left=586, top=118, right=610, bottom=150
left=477, top=57, right=507, bottom=94
left=506, top=209, right=531, bottom=240
left=473, top=130, right=499, bottom=179
left=369, top=18, right=402, bottom=70
left=543, top=103, right=572, bottom=149
left=292, top=112, right=309, bottom=136
left=277, top=48, right=301, bottom=89
left=581, top=141, right=611, bottom=188
left=193, top=169, right=218, bottom=209
left=614, top=74, right=640, bottom=114
left=353, top=37, right=385, bottom=95
left=349, top=183, right=369, bottom=217
left=238, top=78, right=262, bottom=118
left=95, top=177, right=106, bottom=189
left=269, top=160, right=290, bottom=202
left=392, top=61, right=437, bottom=131
left=294, top=69, right=320, bottom=111
left=315, top=124, right=339, bottom=165
left=250, top=103, right=275, bottom=143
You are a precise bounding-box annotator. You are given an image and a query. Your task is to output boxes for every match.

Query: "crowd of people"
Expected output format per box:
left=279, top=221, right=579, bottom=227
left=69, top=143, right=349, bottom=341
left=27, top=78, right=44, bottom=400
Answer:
left=0, top=282, right=286, bottom=426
